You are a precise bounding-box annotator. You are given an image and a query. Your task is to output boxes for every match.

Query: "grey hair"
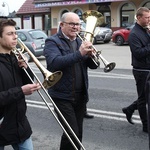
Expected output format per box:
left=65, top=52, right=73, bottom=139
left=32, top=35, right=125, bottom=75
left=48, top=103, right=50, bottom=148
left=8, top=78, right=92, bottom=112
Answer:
left=136, top=7, right=150, bottom=17
left=60, top=12, right=78, bottom=22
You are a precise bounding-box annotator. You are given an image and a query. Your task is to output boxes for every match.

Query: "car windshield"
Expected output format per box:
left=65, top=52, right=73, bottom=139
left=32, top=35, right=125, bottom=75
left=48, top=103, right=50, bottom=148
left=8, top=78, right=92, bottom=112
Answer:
left=29, top=30, right=47, bottom=39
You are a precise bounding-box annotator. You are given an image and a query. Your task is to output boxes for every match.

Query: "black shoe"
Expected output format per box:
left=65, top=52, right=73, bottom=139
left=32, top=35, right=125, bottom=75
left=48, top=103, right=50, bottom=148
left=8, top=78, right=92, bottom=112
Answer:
left=84, top=113, right=94, bottom=119
left=122, top=107, right=134, bottom=124
left=143, top=126, right=148, bottom=133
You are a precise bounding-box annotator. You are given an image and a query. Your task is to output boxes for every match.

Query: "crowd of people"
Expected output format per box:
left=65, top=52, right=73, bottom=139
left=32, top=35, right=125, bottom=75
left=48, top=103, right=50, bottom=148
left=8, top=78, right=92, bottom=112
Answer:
left=0, top=6, right=150, bottom=150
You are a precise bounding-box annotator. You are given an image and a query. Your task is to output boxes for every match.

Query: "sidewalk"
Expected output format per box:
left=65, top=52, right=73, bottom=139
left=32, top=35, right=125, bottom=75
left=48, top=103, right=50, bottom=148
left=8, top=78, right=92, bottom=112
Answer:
left=94, top=42, right=132, bottom=70
left=36, top=42, right=132, bottom=71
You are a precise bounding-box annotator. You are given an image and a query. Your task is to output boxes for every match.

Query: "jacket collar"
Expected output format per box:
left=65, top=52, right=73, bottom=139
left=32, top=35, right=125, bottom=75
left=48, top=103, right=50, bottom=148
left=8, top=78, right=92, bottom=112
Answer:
left=0, top=52, right=16, bottom=64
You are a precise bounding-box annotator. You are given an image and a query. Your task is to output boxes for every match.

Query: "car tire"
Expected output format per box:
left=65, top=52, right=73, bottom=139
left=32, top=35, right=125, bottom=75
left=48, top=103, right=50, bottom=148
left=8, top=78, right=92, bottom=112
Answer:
left=93, top=37, right=97, bottom=45
left=104, top=40, right=110, bottom=43
left=116, top=35, right=124, bottom=46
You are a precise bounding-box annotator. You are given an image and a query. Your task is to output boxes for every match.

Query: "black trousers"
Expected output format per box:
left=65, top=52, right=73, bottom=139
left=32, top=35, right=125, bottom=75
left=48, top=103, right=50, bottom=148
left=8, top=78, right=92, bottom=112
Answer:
left=52, top=93, right=86, bottom=150
left=128, top=69, right=149, bottom=127
left=145, top=72, right=150, bottom=149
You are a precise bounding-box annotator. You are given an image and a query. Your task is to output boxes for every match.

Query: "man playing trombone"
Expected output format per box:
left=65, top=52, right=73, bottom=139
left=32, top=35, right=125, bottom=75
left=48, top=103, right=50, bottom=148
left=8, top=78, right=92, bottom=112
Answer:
left=0, top=18, right=41, bottom=150
left=44, top=12, right=99, bottom=149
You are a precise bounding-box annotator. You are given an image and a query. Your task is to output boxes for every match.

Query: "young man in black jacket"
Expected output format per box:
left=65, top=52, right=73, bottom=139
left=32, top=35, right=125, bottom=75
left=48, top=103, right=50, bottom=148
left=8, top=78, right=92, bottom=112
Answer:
left=122, top=7, right=150, bottom=133
left=0, top=19, right=41, bottom=150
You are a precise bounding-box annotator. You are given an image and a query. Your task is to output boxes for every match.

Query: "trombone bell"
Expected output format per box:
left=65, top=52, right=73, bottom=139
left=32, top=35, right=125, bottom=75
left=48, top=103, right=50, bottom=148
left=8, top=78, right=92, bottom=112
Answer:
left=16, top=38, right=63, bottom=89
left=43, top=71, right=63, bottom=89
left=104, top=62, right=116, bottom=73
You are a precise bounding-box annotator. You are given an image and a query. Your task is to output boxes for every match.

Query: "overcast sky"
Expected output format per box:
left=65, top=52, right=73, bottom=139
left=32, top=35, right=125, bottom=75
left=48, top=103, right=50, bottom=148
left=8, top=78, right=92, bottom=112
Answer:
left=0, top=0, right=26, bottom=15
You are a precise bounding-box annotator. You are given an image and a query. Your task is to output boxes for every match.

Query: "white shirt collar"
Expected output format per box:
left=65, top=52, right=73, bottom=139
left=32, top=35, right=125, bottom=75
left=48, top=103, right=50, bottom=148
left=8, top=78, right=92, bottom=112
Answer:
left=62, top=32, right=76, bottom=41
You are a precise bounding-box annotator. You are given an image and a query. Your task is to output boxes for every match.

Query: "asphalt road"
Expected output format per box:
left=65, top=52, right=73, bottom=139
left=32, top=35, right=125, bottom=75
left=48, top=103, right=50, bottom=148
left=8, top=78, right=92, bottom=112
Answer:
left=5, top=42, right=149, bottom=150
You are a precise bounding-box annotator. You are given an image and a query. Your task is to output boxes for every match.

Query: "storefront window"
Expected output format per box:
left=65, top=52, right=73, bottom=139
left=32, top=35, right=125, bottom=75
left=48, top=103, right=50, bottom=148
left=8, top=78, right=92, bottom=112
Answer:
left=61, top=10, right=69, bottom=17
left=98, top=4, right=111, bottom=28
left=120, top=3, right=135, bottom=27
left=143, top=1, right=150, bottom=9
left=74, top=9, right=82, bottom=20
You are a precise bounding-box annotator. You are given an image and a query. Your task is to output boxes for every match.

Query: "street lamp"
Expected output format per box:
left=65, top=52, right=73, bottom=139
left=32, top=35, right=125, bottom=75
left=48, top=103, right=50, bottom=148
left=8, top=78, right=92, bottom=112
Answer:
left=2, top=2, right=10, bottom=16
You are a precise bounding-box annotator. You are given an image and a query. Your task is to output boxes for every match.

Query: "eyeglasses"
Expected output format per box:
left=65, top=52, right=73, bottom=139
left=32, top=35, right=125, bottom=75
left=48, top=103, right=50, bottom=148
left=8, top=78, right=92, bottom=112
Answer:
left=63, top=22, right=81, bottom=27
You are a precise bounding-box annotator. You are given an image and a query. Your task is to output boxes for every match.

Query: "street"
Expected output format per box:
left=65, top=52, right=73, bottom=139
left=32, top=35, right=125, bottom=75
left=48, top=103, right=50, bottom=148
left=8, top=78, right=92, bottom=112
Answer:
left=5, top=42, right=149, bottom=150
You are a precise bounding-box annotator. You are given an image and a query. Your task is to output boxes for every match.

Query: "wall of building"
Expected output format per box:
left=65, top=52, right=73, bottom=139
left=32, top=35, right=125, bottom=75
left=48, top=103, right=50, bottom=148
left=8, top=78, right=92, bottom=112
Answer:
left=111, top=2, right=121, bottom=29
left=44, top=0, right=149, bottom=34
left=13, top=15, right=46, bottom=33
left=35, top=16, right=42, bottom=30
left=23, top=16, right=32, bottom=29
left=13, top=16, right=32, bottom=29
left=13, top=18, right=21, bottom=28
left=14, top=0, right=148, bottom=35
left=51, top=4, right=89, bottom=28
left=50, top=2, right=132, bottom=34
left=51, top=4, right=90, bottom=34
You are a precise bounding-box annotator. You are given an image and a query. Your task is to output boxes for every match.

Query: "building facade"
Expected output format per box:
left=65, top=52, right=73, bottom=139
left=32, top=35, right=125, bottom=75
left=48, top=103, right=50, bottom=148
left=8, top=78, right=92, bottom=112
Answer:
left=15, top=0, right=50, bottom=35
left=17, top=0, right=150, bottom=35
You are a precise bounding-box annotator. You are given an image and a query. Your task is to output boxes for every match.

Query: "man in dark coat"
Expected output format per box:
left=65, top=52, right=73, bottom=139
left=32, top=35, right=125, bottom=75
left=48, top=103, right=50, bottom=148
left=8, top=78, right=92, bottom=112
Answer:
left=44, top=12, right=99, bottom=149
left=122, top=7, right=150, bottom=133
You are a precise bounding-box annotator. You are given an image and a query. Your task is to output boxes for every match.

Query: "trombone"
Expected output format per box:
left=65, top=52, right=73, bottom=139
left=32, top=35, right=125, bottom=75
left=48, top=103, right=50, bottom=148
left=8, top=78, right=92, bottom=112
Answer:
left=78, top=10, right=116, bottom=72
left=14, top=38, right=86, bottom=150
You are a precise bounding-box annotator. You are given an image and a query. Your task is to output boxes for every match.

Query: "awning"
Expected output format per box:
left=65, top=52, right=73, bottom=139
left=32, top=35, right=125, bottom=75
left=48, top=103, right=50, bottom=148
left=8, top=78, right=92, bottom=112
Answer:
left=35, top=0, right=127, bottom=8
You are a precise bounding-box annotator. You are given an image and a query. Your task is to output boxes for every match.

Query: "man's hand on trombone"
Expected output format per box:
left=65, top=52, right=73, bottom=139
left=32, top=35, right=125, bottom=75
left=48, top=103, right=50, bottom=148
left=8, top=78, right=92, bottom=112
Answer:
left=21, top=83, right=41, bottom=95
left=17, top=54, right=28, bottom=69
left=16, top=54, right=41, bottom=95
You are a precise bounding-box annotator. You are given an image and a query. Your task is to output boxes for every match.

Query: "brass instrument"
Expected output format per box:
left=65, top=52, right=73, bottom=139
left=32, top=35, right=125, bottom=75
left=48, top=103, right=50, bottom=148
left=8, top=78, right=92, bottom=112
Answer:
left=78, top=10, right=116, bottom=72
left=16, top=38, right=63, bottom=89
left=14, top=38, right=86, bottom=150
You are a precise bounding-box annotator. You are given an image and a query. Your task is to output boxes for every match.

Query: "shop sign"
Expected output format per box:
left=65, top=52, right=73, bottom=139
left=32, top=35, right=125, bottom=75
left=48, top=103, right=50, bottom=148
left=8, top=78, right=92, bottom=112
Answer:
left=35, top=0, right=126, bottom=8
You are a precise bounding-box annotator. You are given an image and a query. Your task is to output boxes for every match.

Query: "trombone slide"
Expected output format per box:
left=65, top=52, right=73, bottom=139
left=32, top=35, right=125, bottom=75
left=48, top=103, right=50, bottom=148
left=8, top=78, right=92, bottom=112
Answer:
left=14, top=38, right=86, bottom=150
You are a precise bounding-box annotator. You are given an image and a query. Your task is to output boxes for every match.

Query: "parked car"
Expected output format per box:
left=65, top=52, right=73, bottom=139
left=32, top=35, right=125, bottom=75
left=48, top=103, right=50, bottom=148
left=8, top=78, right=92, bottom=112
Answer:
left=16, top=29, right=48, bottom=61
left=112, top=24, right=135, bottom=46
left=93, top=26, right=112, bottom=44
left=80, top=20, right=112, bottom=44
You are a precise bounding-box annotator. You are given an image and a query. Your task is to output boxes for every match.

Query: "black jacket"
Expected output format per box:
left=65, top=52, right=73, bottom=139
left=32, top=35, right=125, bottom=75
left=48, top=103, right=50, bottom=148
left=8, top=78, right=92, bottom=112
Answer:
left=0, top=53, right=33, bottom=146
left=129, top=23, right=150, bottom=69
left=44, top=30, right=99, bottom=101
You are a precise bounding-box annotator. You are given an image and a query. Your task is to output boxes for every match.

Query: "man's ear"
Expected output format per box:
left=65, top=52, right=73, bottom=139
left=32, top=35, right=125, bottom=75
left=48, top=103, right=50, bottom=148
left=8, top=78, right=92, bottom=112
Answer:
left=59, top=22, right=63, bottom=27
left=57, top=22, right=62, bottom=32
